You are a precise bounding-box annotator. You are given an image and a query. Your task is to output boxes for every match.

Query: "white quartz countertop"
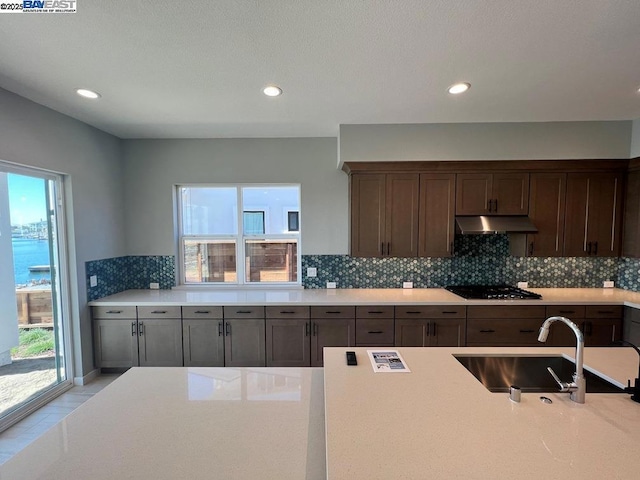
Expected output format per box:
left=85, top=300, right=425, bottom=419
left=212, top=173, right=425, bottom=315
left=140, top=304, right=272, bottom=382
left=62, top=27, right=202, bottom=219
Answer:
left=88, top=287, right=640, bottom=308
left=323, top=346, right=640, bottom=480
left=0, top=367, right=326, bottom=480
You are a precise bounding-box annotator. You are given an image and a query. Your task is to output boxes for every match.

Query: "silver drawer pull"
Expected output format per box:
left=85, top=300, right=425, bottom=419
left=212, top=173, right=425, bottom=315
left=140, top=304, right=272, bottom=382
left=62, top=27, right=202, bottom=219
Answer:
left=106, top=310, right=122, bottom=314
left=151, top=310, right=167, bottom=314
left=236, top=310, right=252, bottom=314
left=194, top=310, right=210, bottom=314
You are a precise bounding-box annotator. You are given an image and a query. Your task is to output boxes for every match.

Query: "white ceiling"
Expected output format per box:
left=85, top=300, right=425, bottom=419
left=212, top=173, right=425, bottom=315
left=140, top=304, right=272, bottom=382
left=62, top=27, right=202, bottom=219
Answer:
left=0, top=0, right=639, bottom=139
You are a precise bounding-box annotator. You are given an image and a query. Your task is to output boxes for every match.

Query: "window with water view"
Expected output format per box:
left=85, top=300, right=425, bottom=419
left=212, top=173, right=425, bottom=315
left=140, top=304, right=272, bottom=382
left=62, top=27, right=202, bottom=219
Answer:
left=179, top=185, right=300, bottom=285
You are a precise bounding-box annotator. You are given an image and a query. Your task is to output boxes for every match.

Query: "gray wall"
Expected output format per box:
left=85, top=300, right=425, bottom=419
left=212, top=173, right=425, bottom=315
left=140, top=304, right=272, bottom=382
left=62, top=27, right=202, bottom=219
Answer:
left=339, top=121, right=632, bottom=165
left=122, top=138, right=347, bottom=255
left=632, top=119, right=640, bottom=158
left=0, top=88, right=125, bottom=378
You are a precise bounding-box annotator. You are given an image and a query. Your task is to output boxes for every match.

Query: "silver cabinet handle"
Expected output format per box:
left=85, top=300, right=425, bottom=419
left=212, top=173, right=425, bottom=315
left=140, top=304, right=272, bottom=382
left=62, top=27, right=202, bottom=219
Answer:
left=195, top=310, right=210, bottom=314
left=107, top=310, right=123, bottom=314
left=151, top=310, right=167, bottom=314
left=131, top=321, right=136, bottom=336
left=218, top=321, right=223, bottom=337
left=138, top=321, right=144, bottom=336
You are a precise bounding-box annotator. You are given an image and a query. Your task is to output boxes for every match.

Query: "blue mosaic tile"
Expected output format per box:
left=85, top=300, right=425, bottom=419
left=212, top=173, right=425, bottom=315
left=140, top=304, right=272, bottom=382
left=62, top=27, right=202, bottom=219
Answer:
left=88, top=238, right=640, bottom=298
left=86, top=255, right=176, bottom=301
left=617, top=257, right=640, bottom=291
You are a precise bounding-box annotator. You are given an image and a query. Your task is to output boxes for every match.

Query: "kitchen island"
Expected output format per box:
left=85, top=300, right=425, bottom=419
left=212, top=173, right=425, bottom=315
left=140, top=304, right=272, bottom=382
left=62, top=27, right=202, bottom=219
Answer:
left=2, top=347, right=640, bottom=479
left=324, top=346, right=640, bottom=479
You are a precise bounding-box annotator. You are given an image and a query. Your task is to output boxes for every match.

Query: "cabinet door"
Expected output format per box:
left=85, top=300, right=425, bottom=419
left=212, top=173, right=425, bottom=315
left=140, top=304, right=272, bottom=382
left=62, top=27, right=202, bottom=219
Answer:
left=310, top=319, right=356, bottom=367
left=94, top=319, right=139, bottom=368
left=623, top=171, right=640, bottom=258
left=224, top=319, right=266, bottom=367
left=266, top=319, right=310, bottom=367
left=385, top=174, right=419, bottom=257
left=565, top=173, right=623, bottom=256
left=492, top=173, right=529, bottom=215
left=183, top=319, right=225, bottom=367
left=430, top=319, right=466, bottom=347
left=137, top=319, right=183, bottom=367
left=588, top=173, right=623, bottom=257
left=467, top=319, right=544, bottom=346
left=456, top=174, right=492, bottom=215
left=350, top=174, right=386, bottom=257
left=623, top=307, right=640, bottom=345
left=583, top=319, right=622, bottom=346
left=419, top=174, right=455, bottom=257
left=394, top=319, right=429, bottom=347
left=527, top=173, right=566, bottom=256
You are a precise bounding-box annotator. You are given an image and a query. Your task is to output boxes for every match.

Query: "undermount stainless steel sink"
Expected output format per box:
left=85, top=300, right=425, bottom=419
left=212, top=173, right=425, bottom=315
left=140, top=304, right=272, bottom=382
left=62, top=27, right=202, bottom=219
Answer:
left=454, top=355, right=625, bottom=393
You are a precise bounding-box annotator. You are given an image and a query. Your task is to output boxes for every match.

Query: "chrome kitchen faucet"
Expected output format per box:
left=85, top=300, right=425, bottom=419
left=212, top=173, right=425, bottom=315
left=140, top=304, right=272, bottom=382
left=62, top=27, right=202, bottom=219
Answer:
left=538, top=316, right=586, bottom=404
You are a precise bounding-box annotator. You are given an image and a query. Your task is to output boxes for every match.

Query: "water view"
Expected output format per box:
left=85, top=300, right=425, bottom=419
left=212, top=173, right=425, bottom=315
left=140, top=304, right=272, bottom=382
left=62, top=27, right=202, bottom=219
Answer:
left=12, top=238, right=51, bottom=286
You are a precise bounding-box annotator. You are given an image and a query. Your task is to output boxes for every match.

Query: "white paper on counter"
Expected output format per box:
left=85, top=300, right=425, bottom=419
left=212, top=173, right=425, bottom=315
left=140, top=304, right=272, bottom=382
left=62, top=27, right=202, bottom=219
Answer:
left=367, top=350, right=411, bottom=373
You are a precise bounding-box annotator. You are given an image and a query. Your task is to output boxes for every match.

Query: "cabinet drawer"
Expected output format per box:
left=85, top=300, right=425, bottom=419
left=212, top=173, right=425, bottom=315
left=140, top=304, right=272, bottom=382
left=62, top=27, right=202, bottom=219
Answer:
left=467, top=305, right=545, bottom=319
left=356, top=306, right=394, bottom=318
left=137, top=306, right=182, bottom=319
left=356, top=319, right=394, bottom=345
left=223, top=306, right=265, bottom=319
left=466, top=319, right=543, bottom=345
left=395, top=305, right=466, bottom=318
left=310, top=306, right=355, bottom=319
left=545, top=305, right=586, bottom=318
left=585, top=305, right=623, bottom=319
left=92, top=306, right=137, bottom=319
left=182, top=306, right=223, bottom=319
left=266, top=306, right=310, bottom=319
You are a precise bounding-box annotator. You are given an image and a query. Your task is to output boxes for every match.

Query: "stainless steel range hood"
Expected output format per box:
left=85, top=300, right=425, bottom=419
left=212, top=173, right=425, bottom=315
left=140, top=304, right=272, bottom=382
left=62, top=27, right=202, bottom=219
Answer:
left=455, top=216, right=538, bottom=234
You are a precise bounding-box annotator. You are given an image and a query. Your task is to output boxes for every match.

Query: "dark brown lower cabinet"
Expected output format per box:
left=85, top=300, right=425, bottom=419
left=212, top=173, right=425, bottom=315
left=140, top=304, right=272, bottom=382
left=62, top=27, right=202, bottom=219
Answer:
left=395, top=306, right=467, bottom=347
left=310, top=318, right=356, bottom=367
left=466, top=305, right=546, bottom=346
left=547, top=305, right=622, bottom=347
left=224, top=319, right=266, bottom=367
left=266, top=319, right=311, bottom=367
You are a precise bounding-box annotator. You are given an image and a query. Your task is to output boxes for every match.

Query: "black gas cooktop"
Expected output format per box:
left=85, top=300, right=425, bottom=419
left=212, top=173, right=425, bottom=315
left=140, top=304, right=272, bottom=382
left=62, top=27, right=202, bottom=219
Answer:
left=445, top=285, right=542, bottom=300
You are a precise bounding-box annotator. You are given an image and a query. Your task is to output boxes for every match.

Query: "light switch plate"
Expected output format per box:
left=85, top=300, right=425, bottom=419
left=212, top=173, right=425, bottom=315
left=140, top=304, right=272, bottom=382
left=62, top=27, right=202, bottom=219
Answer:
left=403, top=282, right=413, bottom=289
left=89, top=275, right=97, bottom=287
left=306, top=267, right=317, bottom=278
left=150, top=282, right=160, bottom=290
left=326, top=281, right=337, bottom=289
left=517, top=281, right=528, bottom=289
left=603, top=281, right=615, bottom=288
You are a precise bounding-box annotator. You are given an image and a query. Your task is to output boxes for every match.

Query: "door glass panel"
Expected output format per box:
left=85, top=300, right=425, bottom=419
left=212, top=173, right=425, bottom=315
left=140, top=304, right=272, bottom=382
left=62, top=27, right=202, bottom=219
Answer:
left=0, top=171, right=69, bottom=425
left=183, top=239, right=237, bottom=283
left=245, top=239, right=298, bottom=283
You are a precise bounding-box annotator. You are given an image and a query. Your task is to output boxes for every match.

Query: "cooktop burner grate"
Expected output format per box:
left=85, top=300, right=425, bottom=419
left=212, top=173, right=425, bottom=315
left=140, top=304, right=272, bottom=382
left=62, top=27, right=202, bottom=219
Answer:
left=445, top=285, right=542, bottom=300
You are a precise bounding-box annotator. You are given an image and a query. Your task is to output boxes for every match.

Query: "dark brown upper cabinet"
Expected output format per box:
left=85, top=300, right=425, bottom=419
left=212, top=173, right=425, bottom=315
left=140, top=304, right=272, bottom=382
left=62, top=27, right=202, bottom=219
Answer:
left=527, top=173, right=567, bottom=256
left=350, top=173, right=419, bottom=257
left=564, top=172, right=623, bottom=257
left=418, top=173, right=456, bottom=257
left=623, top=168, right=640, bottom=258
left=455, top=173, right=529, bottom=215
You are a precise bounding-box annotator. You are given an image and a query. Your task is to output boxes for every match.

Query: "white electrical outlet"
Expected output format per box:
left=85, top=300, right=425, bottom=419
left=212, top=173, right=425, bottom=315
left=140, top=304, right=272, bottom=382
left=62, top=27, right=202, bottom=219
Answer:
left=90, top=275, right=97, bottom=287
left=403, top=281, right=413, bottom=289
left=517, top=281, right=528, bottom=289
left=150, top=282, right=160, bottom=290
left=307, top=267, right=317, bottom=278
left=326, top=281, right=337, bottom=289
left=603, top=280, right=615, bottom=288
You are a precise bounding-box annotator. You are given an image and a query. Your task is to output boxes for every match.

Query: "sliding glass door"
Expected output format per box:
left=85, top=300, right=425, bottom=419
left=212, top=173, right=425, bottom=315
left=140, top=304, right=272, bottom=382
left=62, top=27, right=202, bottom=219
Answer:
left=0, top=163, right=72, bottom=431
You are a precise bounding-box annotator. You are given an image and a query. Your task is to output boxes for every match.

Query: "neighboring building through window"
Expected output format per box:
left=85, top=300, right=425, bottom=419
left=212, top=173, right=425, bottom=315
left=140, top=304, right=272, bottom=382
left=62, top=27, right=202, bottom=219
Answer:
left=178, top=185, right=300, bottom=285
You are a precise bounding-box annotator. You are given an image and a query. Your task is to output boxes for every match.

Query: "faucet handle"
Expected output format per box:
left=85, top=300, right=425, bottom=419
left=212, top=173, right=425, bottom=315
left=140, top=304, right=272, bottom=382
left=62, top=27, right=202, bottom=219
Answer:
left=547, top=366, right=575, bottom=392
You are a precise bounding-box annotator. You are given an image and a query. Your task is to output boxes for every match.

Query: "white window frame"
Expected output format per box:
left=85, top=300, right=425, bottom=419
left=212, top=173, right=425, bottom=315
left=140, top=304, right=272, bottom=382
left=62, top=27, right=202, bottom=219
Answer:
left=177, top=183, right=302, bottom=287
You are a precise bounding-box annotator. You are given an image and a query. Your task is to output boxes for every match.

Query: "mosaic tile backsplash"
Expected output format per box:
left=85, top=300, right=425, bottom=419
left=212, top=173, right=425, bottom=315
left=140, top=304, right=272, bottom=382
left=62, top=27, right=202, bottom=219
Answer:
left=86, top=255, right=175, bottom=301
left=86, top=236, right=640, bottom=300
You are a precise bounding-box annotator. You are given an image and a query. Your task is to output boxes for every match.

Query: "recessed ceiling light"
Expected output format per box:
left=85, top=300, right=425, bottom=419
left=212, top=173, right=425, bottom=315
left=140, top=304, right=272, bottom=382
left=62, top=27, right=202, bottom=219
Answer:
left=448, top=82, right=471, bottom=95
left=263, top=85, right=283, bottom=97
left=76, top=88, right=101, bottom=99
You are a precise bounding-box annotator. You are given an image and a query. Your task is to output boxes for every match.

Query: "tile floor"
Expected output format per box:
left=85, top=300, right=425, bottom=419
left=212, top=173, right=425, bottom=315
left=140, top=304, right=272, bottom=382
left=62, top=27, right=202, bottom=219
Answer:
left=0, top=374, right=119, bottom=465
